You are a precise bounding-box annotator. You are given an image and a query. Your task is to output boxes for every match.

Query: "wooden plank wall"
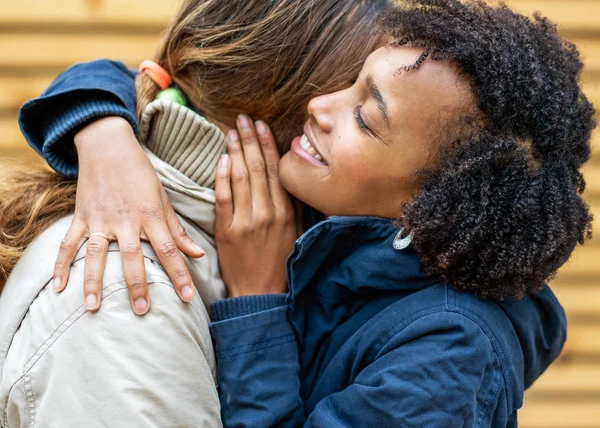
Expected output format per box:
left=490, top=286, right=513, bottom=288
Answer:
left=0, top=1, right=598, bottom=426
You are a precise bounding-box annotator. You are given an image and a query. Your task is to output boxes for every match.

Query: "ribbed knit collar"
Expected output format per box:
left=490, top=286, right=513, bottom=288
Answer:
left=139, top=100, right=226, bottom=189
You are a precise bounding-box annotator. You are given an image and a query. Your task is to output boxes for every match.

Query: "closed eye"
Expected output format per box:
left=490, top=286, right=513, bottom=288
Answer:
left=354, top=105, right=374, bottom=137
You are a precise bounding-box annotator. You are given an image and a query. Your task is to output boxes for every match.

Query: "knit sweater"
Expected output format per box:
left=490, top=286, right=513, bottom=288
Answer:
left=139, top=100, right=226, bottom=189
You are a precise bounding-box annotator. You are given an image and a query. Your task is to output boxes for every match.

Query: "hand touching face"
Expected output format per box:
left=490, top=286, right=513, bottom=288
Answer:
left=215, top=116, right=297, bottom=297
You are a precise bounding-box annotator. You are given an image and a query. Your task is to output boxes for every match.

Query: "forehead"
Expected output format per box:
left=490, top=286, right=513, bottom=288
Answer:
left=363, top=46, right=472, bottom=124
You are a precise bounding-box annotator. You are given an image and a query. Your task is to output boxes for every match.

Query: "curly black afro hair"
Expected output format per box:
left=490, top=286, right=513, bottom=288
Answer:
left=384, top=0, right=596, bottom=300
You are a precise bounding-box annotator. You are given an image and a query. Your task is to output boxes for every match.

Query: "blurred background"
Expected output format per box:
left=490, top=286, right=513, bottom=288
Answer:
left=0, top=1, right=598, bottom=426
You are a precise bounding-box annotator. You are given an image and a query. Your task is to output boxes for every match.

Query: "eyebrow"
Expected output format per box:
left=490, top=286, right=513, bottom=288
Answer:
left=366, top=75, right=391, bottom=130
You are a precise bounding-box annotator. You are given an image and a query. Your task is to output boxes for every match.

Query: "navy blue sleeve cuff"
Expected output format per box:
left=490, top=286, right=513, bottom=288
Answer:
left=19, top=93, right=138, bottom=178
left=211, top=294, right=287, bottom=322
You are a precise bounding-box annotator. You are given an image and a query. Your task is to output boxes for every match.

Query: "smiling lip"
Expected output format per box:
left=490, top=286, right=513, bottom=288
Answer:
left=291, top=136, right=326, bottom=167
left=303, top=123, right=326, bottom=162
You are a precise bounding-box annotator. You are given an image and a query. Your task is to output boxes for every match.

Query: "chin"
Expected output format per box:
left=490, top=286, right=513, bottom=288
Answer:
left=278, top=155, right=302, bottom=198
left=279, top=156, right=318, bottom=210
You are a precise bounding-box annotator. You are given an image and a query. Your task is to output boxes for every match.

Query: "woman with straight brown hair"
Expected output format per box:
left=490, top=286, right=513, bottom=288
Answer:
left=0, top=0, right=387, bottom=425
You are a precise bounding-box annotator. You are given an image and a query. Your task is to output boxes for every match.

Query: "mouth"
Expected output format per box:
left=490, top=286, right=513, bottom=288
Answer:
left=290, top=125, right=328, bottom=167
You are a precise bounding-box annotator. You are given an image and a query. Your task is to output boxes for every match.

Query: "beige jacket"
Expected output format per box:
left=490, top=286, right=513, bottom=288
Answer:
left=0, top=101, right=227, bottom=427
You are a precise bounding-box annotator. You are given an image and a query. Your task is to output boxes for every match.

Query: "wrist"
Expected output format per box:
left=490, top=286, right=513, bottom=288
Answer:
left=228, top=284, right=288, bottom=298
left=74, top=116, right=134, bottom=151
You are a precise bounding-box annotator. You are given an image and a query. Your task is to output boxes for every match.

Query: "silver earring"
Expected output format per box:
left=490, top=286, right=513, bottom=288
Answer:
left=393, top=228, right=414, bottom=250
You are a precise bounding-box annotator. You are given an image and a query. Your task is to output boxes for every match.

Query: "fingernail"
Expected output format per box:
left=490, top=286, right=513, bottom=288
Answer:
left=237, top=114, right=251, bottom=129
left=255, top=121, right=268, bottom=135
left=85, top=294, right=97, bottom=310
left=134, top=297, right=148, bottom=315
left=182, top=285, right=195, bottom=301
left=219, top=154, right=229, bottom=168
left=227, top=130, right=239, bottom=142
left=53, top=277, right=62, bottom=292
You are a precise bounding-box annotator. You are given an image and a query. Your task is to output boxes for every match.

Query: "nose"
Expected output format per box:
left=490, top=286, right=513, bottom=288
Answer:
left=307, top=93, right=337, bottom=134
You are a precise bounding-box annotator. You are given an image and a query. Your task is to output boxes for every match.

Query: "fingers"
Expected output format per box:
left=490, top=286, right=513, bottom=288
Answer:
left=82, top=233, right=110, bottom=312
left=227, top=130, right=252, bottom=215
left=117, top=232, right=151, bottom=315
left=53, top=216, right=87, bottom=293
left=162, top=190, right=205, bottom=259
left=236, top=115, right=272, bottom=211
left=254, top=120, right=291, bottom=210
left=144, top=222, right=196, bottom=304
left=215, top=154, right=233, bottom=229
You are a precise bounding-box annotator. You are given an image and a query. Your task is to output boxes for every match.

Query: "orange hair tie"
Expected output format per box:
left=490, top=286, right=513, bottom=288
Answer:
left=139, top=60, right=173, bottom=90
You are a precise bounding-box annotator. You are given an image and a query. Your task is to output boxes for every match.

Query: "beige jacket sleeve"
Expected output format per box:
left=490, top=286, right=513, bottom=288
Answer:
left=0, top=219, right=222, bottom=428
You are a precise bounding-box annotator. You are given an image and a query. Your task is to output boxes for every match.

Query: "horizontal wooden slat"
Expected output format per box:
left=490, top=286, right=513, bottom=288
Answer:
left=551, top=281, right=600, bottom=318
left=528, top=363, right=600, bottom=393
left=558, top=244, right=600, bottom=277
left=583, top=164, right=600, bottom=198
left=3, top=1, right=599, bottom=34
left=0, top=33, right=159, bottom=69
left=0, top=0, right=178, bottom=27
left=0, top=117, right=28, bottom=151
left=519, top=402, right=600, bottom=428
left=504, top=0, right=600, bottom=34
left=0, top=146, right=37, bottom=160
left=561, top=324, right=600, bottom=357
left=0, top=76, right=54, bottom=112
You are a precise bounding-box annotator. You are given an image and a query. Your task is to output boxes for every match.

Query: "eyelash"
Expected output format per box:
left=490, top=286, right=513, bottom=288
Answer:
left=354, top=105, right=372, bottom=136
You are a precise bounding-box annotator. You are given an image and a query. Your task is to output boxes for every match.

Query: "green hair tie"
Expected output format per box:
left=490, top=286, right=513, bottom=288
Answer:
left=155, top=87, right=187, bottom=107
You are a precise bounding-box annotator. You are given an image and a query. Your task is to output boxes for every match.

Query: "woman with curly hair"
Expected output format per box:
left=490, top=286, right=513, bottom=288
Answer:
left=208, top=0, right=592, bottom=425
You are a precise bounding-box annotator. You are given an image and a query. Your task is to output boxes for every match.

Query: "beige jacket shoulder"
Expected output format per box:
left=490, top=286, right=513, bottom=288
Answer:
left=0, top=150, right=226, bottom=428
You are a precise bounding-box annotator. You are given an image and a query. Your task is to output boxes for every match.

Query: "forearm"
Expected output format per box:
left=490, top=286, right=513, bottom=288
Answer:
left=210, top=296, right=305, bottom=427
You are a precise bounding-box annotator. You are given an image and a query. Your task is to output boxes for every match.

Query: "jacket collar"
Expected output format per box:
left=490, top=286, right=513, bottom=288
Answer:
left=287, top=216, right=442, bottom=299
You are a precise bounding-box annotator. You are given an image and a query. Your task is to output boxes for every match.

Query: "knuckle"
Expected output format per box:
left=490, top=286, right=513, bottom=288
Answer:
left=259, top=134, right=274, bottom=146
left=59, top=237, right=75, bottom=252
left=277, top=208, right=295, bottom=225
left=139, top=204, right=165, bottom=221
left=232, top=168, right=248, bottom=183
left=255, top=212, right=274, bottom=227
left=216, top=193, right=232, bottom=206
left=122, top=242, right=142, bottom=257
left=86, top=241, right=104, bottom=257
left=126, top=277, right=147, bottom=293
left=84, top=275, right=100, bottom=288
left=72, top=211, right=87, bottom=223
left=238, top=221, right=254, bottom=236
left=172, top=268, right=189, bottom=285
left=227, top=142, right=242, bottom=153
left=217, top=169, right=230, bottom=179
left=159, top=240, right=179, bottom=259
left=266, top=162, right=280, bottom=178
left=175, top=223, right=189, bottom=239
left=247, top=160, right=266, bottom=175
left=215, top=228, right=227, bottom=242
left=240, top=131, right=257, bottom=143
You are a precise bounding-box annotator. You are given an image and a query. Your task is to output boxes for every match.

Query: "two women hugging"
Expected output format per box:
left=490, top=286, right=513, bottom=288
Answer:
left=0, top=0, right=594, bottom=426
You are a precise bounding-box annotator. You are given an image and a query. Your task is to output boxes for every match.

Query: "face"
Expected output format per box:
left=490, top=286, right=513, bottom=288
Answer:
left=279, top=46, right=476, bottom=218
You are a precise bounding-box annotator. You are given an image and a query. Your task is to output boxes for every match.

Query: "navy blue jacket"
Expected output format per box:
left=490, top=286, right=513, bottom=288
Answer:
left=19, top=61, right=567, bottom=427
left=210, top=217, right=565, bottom=427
